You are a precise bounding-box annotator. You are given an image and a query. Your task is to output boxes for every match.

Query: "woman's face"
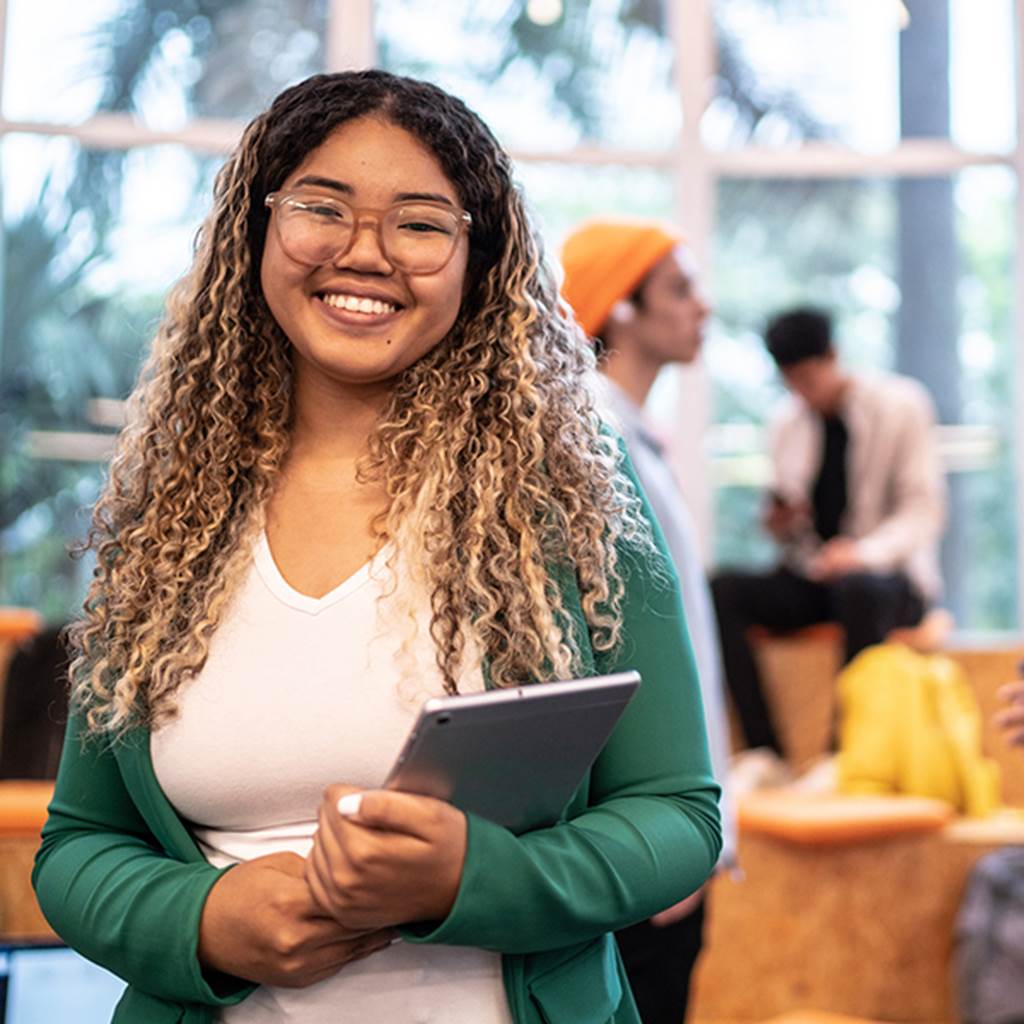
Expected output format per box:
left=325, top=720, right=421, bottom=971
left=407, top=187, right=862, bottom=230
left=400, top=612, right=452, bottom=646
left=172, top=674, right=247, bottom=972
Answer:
left=260, top=116, right=470, bottom=389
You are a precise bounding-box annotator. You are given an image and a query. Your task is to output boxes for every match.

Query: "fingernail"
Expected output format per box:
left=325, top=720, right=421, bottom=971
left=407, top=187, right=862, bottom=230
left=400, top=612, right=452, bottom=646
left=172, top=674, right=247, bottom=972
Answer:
left=337, top=793, right=363, bottom=817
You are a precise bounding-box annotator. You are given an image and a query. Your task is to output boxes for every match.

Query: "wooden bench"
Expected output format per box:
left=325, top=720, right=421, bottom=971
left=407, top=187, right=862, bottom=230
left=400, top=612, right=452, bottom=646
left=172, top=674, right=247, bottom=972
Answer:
left=691, top=792, right=1024, bottom=1024
left=0, top=780, right=55, bottom=939
left=0, top=611, right=54, bottom=940
left=697, top=637, right=1024, bottom=1024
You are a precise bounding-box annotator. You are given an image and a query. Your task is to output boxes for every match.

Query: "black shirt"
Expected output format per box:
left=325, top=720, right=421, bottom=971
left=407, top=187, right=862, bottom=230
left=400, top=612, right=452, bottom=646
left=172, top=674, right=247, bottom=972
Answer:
left=812, top=413, right=848, bottom=541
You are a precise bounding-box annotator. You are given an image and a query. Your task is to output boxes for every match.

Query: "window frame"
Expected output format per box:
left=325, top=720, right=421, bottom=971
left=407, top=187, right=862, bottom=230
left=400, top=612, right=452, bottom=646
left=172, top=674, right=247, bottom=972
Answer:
left=0, top=0, right=1021, bottom=626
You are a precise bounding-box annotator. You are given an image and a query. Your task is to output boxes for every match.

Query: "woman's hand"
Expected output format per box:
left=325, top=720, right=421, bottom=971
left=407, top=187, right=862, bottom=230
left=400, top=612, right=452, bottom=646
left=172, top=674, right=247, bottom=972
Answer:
left=198, top=851, right=396, bottom=988
left=995, top=681, right=1024, bottom=748
left=305, top=786, right=468, bottom=932
left=649, top=885, right=705, bottom=928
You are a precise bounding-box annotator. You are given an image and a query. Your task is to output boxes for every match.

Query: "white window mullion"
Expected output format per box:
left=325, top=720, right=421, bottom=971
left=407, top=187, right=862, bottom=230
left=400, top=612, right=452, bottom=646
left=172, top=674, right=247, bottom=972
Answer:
left=711, top=141, right=1012, bottom=179
left=667, top=0, right=716, bottom=563
left=1015, top=0, right=1024, bottom=627
left=0, top=114, right=242, bottom=154
left=0, top=0, right=9, bottom=118
left=326, top=0, right=376, bottom=71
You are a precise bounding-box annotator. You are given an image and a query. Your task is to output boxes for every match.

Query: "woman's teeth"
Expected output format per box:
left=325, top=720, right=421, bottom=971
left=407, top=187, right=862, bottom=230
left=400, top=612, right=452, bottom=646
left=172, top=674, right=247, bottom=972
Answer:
left=321, top=293, right=397, bottom=315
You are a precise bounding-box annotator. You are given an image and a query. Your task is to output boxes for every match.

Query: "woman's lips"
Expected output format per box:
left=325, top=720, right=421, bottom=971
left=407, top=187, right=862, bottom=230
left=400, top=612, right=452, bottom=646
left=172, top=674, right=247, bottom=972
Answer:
left=314, top=294, right=403, bottom=331
left=320, top=291, right=400, bottom=315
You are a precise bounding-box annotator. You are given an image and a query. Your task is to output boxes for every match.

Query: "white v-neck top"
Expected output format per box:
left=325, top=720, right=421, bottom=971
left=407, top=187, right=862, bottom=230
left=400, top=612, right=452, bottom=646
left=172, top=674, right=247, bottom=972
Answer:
left=151, top=535, right=512, bottom=1024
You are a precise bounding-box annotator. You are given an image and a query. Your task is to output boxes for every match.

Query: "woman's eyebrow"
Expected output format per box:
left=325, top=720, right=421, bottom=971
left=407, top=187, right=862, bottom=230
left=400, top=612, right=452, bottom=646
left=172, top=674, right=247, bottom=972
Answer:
left=393, top=191, right=456, bottom=206
left=291, top=176, right=456, bottom=207
left=292, top=175, right=353, bottom=195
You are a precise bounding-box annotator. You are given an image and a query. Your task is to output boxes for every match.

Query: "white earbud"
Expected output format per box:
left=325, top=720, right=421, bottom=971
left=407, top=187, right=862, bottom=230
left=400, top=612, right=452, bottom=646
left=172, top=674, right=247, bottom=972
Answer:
left=609, top=299, right=636, bottom=323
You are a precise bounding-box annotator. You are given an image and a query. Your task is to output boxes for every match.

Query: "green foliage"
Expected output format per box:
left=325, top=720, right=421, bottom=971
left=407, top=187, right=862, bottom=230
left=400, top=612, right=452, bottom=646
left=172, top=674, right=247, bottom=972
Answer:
left=0, top=158, right=167, bottom=618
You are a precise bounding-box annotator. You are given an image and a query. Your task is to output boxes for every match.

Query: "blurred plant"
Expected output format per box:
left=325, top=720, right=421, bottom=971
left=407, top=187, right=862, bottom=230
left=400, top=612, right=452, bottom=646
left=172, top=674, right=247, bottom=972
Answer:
left=0, top=169, right=140, bottom=617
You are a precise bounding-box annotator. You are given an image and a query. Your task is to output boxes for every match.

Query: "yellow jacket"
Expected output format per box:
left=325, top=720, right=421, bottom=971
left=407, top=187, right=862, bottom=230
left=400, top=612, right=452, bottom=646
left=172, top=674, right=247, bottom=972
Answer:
left=837, top=643, right=1001, bottom=816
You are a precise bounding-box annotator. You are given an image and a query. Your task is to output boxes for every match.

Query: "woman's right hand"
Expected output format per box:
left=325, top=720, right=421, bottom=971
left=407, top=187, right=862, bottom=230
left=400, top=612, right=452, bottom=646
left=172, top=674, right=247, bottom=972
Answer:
left=995, top=681, right=1024, bottom=749
left=197, top=851, right=396, bottom=988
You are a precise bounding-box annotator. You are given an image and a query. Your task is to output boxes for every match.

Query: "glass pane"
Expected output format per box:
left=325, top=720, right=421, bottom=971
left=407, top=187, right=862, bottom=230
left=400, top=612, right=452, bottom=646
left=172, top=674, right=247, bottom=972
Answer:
left=709, top=168, right=1018, bottom=630
left=515, top=162, right=674, bottom=256
left=376, top=0, right=680, bottom=152
left=0, top=135, right=219, bottom=619
left=3, top=0, right=326, bottom=128
left=708, top=0, right=1015, bottom=152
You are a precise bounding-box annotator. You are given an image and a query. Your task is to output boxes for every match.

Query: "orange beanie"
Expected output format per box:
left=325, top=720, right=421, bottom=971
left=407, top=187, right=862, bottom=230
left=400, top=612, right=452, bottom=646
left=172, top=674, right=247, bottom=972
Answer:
left=560, top=219, right=681, bottom=337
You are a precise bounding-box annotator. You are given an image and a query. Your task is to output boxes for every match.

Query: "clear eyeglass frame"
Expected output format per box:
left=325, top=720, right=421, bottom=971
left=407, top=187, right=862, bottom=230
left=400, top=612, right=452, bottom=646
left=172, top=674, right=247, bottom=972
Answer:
left=264, top=190, right=473, bottom=274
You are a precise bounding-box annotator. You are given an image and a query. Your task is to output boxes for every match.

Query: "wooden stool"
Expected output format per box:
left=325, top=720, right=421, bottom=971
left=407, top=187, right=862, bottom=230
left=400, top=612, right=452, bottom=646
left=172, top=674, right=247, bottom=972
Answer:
left=0, top=779, right=55, bottom=938
left=691, top=792, right=1019, bottom=1024
left=0, top=609, right=44, bottom=748
left=0, top=608, right=42, bottom=687
left=744, top=624, right=843, bottom=768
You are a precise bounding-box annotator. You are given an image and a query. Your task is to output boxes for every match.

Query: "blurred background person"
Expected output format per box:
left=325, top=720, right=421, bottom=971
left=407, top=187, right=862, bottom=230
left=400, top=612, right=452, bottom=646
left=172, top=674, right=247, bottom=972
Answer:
left=561, top=219, right=735, bottom=1024
left=712, top=307, right=947, bottom=786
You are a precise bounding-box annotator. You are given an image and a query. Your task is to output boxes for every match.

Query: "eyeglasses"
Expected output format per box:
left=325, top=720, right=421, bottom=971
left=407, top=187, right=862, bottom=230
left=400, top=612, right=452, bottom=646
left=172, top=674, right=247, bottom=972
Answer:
left=264, top=190, right=472, bottom=275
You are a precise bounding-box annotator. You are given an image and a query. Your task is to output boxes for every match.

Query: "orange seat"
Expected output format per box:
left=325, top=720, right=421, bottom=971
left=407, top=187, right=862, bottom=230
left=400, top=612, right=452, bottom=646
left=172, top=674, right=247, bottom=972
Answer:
left=0, top=780, right=54, bottom=837
left=759, top=1015, right=885, bottom=1024
left=738, top=791, right=953, bottom=845
left=748, top=608, right=953, bottom=654
left=0, top=608, right=43, bottom=643
left=747, top=622, right=844, bottom=645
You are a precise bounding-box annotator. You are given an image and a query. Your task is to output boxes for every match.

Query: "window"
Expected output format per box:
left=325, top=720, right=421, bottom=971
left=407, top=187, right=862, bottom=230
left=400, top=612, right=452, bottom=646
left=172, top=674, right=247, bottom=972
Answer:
left=1, top=0, right=1020, bottom=633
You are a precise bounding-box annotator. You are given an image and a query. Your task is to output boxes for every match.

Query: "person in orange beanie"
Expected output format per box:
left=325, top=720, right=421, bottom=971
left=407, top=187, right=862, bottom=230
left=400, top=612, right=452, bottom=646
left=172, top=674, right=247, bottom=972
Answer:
left=560, top=219, right=733, bottom=1024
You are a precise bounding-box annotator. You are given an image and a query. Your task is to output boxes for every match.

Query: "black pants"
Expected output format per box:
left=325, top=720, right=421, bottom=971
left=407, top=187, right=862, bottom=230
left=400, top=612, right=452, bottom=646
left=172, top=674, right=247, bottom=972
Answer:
left=615, top=895, right=706, bottom=1024
left=710, top=567, right=925, bottom=754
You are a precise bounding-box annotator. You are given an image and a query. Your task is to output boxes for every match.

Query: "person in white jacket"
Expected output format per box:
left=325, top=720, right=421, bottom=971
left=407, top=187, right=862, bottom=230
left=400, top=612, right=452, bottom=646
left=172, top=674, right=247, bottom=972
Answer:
left=561, top=219, right=736, bottom=1024
left=712, top=307, right=947, bottom=767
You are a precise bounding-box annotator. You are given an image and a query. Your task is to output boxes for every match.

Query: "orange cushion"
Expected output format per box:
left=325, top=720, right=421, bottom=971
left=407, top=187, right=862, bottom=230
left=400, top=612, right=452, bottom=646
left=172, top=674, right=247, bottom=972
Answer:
left=0, top=780, right=54, bottom=835
left=747, top=622, right=844, bottom=645
left=0, top=607, right=43, bottom=643
left=760, top=1015, right=885, bottom=1024
left=739, top=792, right=953, bottom=845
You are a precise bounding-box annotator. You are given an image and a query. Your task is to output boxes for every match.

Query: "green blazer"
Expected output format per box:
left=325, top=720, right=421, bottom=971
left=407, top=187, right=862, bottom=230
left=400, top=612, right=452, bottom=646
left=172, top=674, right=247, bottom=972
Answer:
left=32, top=471, right=721, bottom=1024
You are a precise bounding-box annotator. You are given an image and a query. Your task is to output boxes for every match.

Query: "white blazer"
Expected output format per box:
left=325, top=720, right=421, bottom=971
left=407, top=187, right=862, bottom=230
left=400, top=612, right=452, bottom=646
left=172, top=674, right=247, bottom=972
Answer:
left=769, top=370, right=947, bottom=600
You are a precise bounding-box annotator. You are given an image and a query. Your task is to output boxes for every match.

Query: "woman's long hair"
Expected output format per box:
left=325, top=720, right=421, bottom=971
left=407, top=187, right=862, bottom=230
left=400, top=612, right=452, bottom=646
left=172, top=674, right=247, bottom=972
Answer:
left=70, top=70, right=653, bottom=736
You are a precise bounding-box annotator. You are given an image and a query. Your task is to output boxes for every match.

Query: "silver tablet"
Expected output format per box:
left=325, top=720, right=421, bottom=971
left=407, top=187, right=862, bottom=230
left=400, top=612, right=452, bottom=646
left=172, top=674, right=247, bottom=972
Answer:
left=384, top=671, right=641, bottom=834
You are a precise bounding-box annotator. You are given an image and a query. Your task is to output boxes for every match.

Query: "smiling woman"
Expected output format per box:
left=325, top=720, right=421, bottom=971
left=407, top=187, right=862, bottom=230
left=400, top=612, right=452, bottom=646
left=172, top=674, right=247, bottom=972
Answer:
left=31, top=70, right=721, bottom=1024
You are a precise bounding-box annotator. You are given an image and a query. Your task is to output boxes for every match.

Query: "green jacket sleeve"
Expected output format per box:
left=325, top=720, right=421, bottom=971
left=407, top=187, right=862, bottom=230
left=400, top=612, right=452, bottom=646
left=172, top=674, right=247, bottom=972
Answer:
left=404, top=470, right=723, bottom=954
left=32, top=714, right=250, bottom=1007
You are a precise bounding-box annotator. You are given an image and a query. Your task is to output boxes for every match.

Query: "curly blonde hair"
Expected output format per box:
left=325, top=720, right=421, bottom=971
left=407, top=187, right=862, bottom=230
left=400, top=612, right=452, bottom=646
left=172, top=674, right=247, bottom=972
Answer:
left=70, top=71, right=654, bottom=736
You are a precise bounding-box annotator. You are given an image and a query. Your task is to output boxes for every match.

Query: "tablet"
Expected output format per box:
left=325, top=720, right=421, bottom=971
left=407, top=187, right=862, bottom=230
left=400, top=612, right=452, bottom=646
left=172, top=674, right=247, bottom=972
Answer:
left=384, top=671, right=640, bottom=833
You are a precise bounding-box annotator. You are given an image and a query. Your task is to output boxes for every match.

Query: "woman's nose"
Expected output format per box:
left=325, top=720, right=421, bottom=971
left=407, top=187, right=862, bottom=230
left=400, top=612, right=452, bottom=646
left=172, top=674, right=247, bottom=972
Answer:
left=333, top=217, right=393, bottom=273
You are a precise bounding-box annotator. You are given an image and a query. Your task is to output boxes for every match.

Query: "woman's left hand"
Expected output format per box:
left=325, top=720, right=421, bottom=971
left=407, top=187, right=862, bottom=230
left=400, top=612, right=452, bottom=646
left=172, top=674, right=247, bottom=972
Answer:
left=305, top=785, right=468, bottom=932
